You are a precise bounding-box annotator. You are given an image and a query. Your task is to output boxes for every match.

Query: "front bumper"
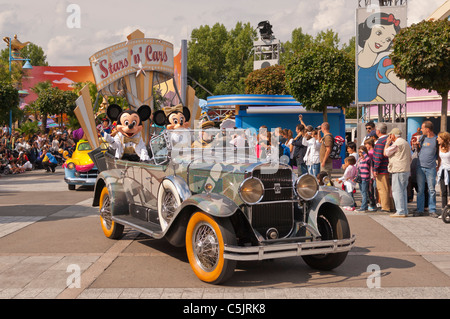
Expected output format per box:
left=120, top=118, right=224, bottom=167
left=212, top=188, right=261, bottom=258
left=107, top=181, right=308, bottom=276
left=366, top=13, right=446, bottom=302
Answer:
left=224, top=235, right=356, bottom=261
left=64, top=177, right=97, bottom=186
left=64, top=167, right=98, bottom=186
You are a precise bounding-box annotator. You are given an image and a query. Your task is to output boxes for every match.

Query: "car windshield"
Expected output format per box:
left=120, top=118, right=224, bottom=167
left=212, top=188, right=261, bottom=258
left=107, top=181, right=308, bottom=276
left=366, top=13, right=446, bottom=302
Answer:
left=77, top=142, right=92, bottom=151
left=151, top=128, right=264, bottom=164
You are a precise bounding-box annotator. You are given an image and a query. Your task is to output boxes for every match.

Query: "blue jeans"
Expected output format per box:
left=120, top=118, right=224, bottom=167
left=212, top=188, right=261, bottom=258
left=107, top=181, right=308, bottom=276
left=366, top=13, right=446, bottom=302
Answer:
left=359, top=179, right=369, bottom=210
left=391, top=172, right=410, bottom=216
left=417, top=166, right=436, bottom=213
left=308, top=163, right=320, bottom=178
left=296, top=158, right=307, bottom=175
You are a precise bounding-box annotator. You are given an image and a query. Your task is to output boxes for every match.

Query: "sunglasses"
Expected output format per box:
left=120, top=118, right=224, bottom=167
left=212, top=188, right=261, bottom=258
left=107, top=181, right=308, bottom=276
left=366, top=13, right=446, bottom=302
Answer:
left=366, top=127, right=372, bottom=130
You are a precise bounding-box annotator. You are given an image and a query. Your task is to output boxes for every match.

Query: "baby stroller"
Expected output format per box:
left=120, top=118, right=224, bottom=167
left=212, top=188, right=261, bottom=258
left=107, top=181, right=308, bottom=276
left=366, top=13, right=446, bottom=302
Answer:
left=442, top=206, right=450, bottom=224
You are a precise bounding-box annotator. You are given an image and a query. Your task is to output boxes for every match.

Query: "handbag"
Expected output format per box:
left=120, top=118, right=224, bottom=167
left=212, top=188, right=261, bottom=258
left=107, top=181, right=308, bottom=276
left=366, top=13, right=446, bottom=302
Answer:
left=353, top=166, right=362, bottom=184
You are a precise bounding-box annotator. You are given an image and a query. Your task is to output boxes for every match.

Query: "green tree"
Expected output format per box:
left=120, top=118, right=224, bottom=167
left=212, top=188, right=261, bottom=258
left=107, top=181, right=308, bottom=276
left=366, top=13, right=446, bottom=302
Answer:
left=188, top=23, right=228, bottom=99
left=33, top=86, right=76, bottom=133
left=215, top=22, right=257, bottom=95
left=0, top=58, right=25, bottom=86
left=280, top=27, right=313, bottom=64
left=72, top=81, right=129, bottom=112
left=16, top=120, right=39, bottom=137
left=245, top=65, right=287, bottom=95
left=314, top=29, right=340, bottom=48
left=285, top=44, right=355, bottom=122
left=31, top=80, right=52, bottom=95
left=187, top=22, right=256, bottom=99
left=0, top=81, right=20, bottom=125
left=390, top=19, right=450, bottom=131
left=1, top=42, right=48, bottom=67
left=342, top=36, right=356, bottom=60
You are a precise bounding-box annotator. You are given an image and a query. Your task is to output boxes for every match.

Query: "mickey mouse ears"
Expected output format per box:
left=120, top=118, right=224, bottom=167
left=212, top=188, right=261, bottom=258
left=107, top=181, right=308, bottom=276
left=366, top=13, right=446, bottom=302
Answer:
left=137, top=105, right=151, bottom=122
left=106, top=104, right=151, bottom=122
left=106, top=104, right=122, bottom=121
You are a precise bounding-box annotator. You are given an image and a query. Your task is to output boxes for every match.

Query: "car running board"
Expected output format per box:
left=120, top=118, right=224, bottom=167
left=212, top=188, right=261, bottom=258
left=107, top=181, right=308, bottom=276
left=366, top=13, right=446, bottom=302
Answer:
left=112, top=215, right=164, bottom=239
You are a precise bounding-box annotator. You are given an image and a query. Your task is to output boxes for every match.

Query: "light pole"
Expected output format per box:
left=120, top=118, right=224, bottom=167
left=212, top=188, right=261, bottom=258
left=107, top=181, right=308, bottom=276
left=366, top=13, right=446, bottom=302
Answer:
left=7, top=36, right=32, bottom=133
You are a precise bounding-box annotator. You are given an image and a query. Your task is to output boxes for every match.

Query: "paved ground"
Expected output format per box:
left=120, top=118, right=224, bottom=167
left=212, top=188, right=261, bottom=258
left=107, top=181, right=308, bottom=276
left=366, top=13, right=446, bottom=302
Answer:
left=0, top=169, right=449, bottom=299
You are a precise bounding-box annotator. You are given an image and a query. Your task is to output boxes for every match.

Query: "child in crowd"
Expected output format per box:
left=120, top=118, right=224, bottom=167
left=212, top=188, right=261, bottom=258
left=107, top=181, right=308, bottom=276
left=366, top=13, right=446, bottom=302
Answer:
left=363, top=138, right=377, bottom=211
left=317, top=171, right=334, bottom=187
left=347, top=142, right=358, bottom=161
left=336, top=156, right=358, bottom=211
left=356, top=146, right=375, bottom=212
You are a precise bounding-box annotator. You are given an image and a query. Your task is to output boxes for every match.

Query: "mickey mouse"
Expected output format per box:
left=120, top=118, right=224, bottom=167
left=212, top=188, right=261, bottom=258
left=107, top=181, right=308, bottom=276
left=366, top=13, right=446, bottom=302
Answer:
left=102, top=104, right=151, bottom=162
left=153, top=104, right=190, bottom=130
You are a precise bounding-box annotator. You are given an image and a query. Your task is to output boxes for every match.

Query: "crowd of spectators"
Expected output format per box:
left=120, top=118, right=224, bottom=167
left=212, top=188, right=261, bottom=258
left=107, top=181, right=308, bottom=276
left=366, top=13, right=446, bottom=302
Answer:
left=0, top=125, right=77, bottom=175
left=255, top=115, right=333, bottom=180
left=337, top=120, right=446, bottom=219
left=3, top=117, right=448, bottom=220
left=255, top=117, right=447, bottom=220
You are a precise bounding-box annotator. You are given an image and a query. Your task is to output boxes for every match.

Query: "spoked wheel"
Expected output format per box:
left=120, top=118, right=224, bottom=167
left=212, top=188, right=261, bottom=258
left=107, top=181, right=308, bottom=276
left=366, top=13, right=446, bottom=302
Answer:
left=157, top=180, right=181, bottom=232
left=186, top=212, right=236, bottom=284
left=99, top=186, right=124, bottom=239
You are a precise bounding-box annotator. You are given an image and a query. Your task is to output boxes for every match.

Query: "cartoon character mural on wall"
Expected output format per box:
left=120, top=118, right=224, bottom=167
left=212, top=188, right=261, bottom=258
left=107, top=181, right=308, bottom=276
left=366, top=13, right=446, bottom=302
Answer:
left=357, top=8, right=407, bottom=104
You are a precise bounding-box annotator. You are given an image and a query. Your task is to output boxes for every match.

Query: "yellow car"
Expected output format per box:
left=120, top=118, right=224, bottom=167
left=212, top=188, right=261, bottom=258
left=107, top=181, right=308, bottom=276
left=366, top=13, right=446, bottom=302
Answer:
left=63, top=139, right=104, bottom=190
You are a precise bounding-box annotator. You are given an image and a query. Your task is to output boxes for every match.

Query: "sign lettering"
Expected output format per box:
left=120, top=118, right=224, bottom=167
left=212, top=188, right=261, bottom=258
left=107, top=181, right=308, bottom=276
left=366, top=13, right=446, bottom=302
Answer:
left=90, top=38, right=174, bottom=91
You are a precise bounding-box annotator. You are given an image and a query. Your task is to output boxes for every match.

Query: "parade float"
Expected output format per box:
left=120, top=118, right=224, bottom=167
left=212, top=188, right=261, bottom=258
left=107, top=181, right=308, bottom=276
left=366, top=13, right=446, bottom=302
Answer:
left=73, top=30, right=355, bottom=284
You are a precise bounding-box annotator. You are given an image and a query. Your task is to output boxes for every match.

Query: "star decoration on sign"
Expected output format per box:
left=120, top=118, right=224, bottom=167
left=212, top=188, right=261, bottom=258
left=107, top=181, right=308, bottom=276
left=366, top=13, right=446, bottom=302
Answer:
left=133, top=61, right=146, bottom=77
left=91, top=57, right=99, bottom=66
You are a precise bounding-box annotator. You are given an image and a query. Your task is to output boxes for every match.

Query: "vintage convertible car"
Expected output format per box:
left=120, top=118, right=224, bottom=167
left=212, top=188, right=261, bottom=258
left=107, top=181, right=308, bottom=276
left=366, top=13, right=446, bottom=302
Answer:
left=90, top=129, right=356, bottom=284
left=63, top=139, right=105, bottom=190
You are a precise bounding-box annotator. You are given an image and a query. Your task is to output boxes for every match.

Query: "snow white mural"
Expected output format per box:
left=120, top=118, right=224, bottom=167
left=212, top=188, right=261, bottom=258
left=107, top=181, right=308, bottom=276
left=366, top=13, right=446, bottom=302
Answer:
left=357, top=7, right=407, bottom=104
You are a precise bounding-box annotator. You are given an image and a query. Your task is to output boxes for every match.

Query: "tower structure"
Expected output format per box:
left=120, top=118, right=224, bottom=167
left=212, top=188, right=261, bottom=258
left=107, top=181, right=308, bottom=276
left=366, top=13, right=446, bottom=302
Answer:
left=253, top=21, right=281, bottom=70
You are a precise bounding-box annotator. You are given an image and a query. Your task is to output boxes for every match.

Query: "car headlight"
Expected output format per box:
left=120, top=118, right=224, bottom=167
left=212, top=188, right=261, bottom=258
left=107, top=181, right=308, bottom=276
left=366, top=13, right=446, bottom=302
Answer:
left=239, top=177, right=264, bottom=204
left=67, top=162, right=76, bottom=170
left=295, top=174, right=319, bottom=200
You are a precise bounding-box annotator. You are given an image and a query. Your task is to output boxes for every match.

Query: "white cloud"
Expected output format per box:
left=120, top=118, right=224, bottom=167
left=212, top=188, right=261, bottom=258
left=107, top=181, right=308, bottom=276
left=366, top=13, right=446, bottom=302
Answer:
left=2, top=0, right=446, bottom=66
left=408, top=0, right=447, bottom=24
left=0, top=10, right=17, bottom=33
left=43, top=71, right=64, bottom=75
left=53, top=77, right=74, bottom=85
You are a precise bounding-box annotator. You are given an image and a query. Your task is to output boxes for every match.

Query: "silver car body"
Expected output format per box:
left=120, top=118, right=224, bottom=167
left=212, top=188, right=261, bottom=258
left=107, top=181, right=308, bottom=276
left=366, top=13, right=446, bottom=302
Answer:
left=92, top=129, right=355, bottom=261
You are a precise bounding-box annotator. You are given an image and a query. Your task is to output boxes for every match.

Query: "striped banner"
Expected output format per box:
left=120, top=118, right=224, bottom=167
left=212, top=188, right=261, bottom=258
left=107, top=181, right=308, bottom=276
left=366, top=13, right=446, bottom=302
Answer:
left=74, top=85, right=100, bottom=149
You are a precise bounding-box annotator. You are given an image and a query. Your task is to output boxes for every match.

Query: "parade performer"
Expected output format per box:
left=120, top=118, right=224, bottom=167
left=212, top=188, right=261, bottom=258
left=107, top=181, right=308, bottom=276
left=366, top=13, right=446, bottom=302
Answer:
left=153, top=104, right=191, bottom=130
left=153, top=104, right=191, bottom=147
left=102, top=104, right=152, bottom=161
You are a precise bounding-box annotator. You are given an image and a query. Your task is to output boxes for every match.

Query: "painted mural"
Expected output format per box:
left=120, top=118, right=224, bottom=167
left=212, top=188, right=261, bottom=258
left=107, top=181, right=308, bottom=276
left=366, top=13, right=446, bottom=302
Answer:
left=22, top=66, right=94, bottom=104
left=356, top=6, right=407, bottom=104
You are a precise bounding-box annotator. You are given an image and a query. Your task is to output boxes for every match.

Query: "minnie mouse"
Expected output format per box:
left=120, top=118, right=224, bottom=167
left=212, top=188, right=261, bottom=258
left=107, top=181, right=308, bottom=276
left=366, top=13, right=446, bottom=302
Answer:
left=153, top=104, right=191, bottom=147
left=153, top=104, right=190, bottom=130
left=102, top=104, right=151, bottom=162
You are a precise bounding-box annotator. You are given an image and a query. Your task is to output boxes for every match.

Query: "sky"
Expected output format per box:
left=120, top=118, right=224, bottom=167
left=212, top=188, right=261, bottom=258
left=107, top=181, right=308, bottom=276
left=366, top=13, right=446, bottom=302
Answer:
left=0, top=0, right=446, bottom=66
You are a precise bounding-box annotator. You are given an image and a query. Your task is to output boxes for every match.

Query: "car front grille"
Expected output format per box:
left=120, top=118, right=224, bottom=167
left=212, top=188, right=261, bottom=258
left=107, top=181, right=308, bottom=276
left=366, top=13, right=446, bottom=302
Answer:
left=79, top=169, right=98, bottom=179
left=251, top=203, right=294, bottom=238
left=250, top=167, right=294, bottom=239
left=252, top=167, right=293, bottom=201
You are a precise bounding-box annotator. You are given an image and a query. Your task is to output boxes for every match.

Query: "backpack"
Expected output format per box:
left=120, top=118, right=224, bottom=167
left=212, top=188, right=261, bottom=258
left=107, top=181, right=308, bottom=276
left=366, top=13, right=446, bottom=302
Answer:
left=329, top=135, right=345, bottom=159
